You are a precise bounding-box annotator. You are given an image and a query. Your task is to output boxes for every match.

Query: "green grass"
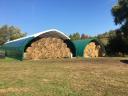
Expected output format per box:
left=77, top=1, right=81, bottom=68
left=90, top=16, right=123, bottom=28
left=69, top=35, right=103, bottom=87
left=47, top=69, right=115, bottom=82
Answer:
left=0, top=57, right=18, bottom=62
left=0, top=58, right=128, bottom=96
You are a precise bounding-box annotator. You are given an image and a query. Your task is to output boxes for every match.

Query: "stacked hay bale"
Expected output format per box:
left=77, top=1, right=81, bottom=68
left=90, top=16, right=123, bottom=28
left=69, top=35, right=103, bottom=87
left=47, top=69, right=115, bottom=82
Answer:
left=84, top=42, right=103, bottom=57
left=24, top=37, right=72, bottom=60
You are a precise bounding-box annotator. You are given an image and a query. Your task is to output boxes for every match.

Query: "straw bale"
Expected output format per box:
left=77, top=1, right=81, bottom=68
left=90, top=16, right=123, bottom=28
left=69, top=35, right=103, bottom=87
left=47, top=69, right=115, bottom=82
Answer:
left=24, top=37, right=71, bottom=60
left=84, top=42, right=103, bottom=58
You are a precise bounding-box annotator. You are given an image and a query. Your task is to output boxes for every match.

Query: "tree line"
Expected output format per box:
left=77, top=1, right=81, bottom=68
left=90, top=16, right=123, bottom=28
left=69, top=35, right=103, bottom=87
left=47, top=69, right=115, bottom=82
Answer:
left=69, top=32, right=90, bottom=40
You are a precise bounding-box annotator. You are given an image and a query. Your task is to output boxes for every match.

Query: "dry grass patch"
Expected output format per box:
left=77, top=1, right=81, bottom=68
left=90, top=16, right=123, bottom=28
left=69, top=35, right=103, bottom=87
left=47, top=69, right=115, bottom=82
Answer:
left=0, top=88, right=30, bottom=93
left=0, top=58, right=128, bottom=96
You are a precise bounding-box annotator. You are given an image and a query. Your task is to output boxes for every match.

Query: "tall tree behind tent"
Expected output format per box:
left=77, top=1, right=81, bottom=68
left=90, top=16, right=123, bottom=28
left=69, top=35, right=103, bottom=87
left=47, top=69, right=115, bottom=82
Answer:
left=0, top=25, right=26, bottom=45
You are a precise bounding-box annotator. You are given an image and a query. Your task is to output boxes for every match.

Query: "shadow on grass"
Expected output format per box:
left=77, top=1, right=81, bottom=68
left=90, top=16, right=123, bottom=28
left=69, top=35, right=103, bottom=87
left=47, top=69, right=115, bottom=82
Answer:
left=120, top=60, right=128, bottom=64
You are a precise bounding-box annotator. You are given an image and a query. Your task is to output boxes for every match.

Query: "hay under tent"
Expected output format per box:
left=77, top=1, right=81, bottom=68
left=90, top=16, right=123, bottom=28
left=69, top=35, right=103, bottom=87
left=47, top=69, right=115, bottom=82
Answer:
left=73, top=39, right=105, bottom=58
left=0, top=29, right=76, bottom=60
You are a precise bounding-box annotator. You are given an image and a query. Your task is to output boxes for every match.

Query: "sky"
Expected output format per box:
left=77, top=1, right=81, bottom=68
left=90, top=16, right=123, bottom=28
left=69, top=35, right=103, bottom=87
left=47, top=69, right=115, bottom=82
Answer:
left=0, top=0, right=118, bottom=36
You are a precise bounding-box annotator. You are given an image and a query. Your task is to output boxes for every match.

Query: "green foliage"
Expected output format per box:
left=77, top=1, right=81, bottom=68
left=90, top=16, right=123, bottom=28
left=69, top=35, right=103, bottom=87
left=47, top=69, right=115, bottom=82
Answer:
left=97, top=30, right=116, bottom=38
left=69, top=33, right=90, bottom=40
left=96, top=30, right=116, bottom=46
left=112, top=0, right=128, bottom=25
left=112, top=0, right=128, bottom=37
left=110, top=0, right=128, bottom=56
left=0, top=25, right=26, bottom=45
left=69, top=32, right=81, bottom=40
left=97, top=29, right=128, bottom=56
left=106, top=30, right=128, bottom=56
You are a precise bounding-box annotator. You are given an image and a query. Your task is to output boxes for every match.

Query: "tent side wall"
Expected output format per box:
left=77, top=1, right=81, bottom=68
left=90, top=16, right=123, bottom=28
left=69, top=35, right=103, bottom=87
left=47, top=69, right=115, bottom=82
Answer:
left=1, top=37, right=34, bottom=60
left=0, top=46, right=5, bottom=58
left=72, top=38, right=105, bottom=57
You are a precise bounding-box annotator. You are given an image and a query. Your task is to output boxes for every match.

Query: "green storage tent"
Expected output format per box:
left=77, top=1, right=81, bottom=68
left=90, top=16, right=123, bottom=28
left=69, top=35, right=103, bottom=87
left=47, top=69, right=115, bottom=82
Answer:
left=1, top=37, right=34, bottom=60
left=73, top=38, right=105, bottom=57
left=0, top=29, right=75, bottom=60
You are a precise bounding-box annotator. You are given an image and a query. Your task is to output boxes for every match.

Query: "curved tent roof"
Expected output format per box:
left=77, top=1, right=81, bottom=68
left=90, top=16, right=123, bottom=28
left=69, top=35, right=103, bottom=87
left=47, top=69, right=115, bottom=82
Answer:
left=1, top=29, right=70, bottom=60
left=5, top=29, right=70, bottom=44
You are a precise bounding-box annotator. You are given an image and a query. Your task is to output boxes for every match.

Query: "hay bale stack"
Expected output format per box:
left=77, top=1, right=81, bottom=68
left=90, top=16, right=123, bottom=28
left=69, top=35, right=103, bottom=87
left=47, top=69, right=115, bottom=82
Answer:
left=24, top=37, right=72, bottom=60
left=84, top=42, right=103, bottom=58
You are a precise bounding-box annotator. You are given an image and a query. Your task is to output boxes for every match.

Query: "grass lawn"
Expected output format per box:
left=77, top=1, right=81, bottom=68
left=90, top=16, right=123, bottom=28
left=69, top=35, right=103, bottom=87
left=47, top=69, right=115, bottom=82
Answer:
left=0, top=57, right=128, bottom=96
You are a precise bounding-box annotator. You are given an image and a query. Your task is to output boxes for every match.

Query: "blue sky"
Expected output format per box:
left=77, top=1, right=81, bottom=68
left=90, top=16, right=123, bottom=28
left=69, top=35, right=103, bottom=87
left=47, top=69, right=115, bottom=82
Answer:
left=0, top=0, right=117, bottom=36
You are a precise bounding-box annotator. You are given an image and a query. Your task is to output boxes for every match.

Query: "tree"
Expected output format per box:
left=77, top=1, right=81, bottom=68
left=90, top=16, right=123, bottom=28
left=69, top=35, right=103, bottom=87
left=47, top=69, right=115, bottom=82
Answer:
left=69, top=32, right=81, bottom=40
left=81, top=34, right=90, bottom=39
left=112, top=0, right=128, bottom=25
left=106, top=30, right=128, bottom=56
left=112, top=0, right=128, bottom=36
left=0, top=25, right=26, bottom=45
left=110, top=0, right=128, bottom=56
